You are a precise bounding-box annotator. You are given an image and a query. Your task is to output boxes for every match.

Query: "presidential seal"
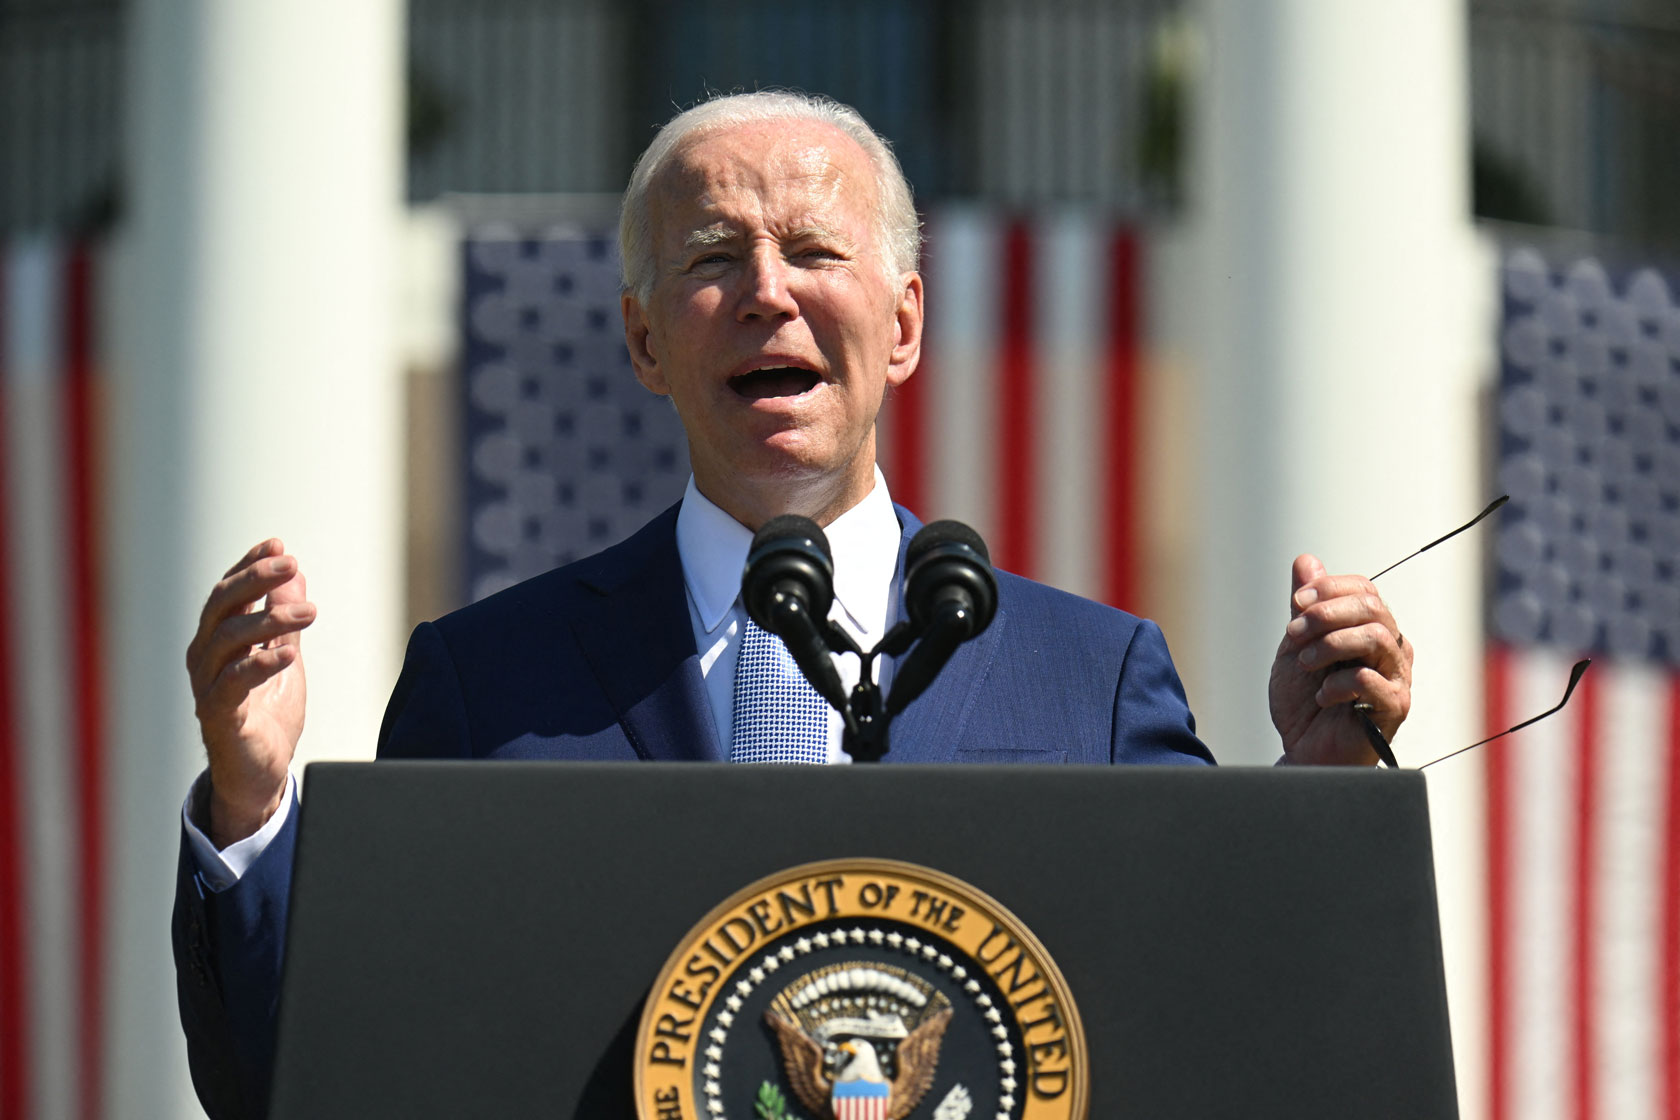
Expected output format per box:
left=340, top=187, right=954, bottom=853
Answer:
left=634, top=859, right=1087, bottom=1120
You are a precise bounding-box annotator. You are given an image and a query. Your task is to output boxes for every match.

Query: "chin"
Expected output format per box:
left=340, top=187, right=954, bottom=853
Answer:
left=743, top=430, right=837, bottom=473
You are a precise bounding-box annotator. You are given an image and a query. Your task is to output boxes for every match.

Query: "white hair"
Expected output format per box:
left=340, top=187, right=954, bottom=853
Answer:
left=618, top=91, right=921, bottom=303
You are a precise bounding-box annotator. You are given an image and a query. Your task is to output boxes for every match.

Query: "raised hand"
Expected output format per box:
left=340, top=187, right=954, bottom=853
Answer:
left=1269, top=554, right=1412, bottom=766
left=185, top=539, right=316, bottom=847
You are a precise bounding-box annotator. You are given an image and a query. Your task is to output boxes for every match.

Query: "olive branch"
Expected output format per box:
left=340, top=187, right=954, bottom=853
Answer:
left=754, top=1081, right=806, bottom=1120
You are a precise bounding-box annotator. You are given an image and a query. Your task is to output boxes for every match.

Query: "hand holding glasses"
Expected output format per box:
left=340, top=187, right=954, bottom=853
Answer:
left=1352, top=494, right=1591, bottom=769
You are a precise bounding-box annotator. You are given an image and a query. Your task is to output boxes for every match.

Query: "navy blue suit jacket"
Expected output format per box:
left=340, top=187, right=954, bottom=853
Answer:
left=172, top=502, right=1212, bottom=1118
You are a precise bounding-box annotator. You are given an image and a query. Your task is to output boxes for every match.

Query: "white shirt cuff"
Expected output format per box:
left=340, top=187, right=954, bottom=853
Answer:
left=181, top=769, right=296, bottom=892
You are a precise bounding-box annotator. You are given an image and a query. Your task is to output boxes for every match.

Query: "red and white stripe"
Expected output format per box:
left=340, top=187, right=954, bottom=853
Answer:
left=0, top=237, right=108, bottom=1120
left=833, top=1092, right=889, bottom=1120
left=1486, top=645, right=1680, bottom=1120
left=879, top=209, right=1145, bottom=610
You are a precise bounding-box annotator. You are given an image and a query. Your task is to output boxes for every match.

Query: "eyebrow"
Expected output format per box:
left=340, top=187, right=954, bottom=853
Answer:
left=786, top=225, right=852, bottom=247
left=681, top=227, right=737, bottom=252
left=678, top=224, right=857, bottom=253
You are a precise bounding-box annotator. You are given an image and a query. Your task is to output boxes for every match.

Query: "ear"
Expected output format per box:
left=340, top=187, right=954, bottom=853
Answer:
left=885, top=272, right=924, bottom=390
left=622, top=291, right=669, bottom=395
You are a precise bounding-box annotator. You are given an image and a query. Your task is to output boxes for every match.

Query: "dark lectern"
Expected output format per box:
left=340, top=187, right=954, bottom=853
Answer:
left=270, top=764, right=1458, bottom=1119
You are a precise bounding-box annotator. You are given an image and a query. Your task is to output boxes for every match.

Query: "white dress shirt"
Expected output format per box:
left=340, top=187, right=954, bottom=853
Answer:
left=184, top=470, right=905, bottom=884
left=676, top=469, right=902, bottom=760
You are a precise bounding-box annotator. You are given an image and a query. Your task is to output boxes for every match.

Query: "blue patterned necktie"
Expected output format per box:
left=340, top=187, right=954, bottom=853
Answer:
left=730, top=615, right=830, bottom=764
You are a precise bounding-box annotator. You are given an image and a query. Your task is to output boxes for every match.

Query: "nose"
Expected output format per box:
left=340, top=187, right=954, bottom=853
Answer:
left=736, top=245, right=798, bottom=322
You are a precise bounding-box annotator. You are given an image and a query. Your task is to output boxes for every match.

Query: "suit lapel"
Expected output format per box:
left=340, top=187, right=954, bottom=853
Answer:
left=565, top=499, right=997, bottom=764
left=880, top=506, right=1006, bottom=763
left=569, top=506, right=725, bottom=762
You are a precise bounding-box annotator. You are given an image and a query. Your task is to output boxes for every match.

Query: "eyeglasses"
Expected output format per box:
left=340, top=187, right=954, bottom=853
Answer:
left=1351, top=494, right=1592, bottom=769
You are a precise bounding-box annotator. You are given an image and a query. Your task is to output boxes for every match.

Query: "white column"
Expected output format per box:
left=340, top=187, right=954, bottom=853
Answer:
left=1186, top=1, right=1486, bottom=1115
left=111, top=2, right=404, bottom=1114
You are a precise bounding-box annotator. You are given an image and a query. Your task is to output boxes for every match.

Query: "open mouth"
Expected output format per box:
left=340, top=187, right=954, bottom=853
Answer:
left=728, top=367, right=821, bottom=401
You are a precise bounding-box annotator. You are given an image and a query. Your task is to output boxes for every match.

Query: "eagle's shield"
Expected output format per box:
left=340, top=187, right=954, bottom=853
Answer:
left=832, top=1076, right=891, bottom=1120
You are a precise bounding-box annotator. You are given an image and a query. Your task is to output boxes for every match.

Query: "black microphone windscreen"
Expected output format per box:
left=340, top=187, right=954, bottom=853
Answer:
left=907, top=520, right=990, bottom=567
left=752, top=514, right=832, bottom=563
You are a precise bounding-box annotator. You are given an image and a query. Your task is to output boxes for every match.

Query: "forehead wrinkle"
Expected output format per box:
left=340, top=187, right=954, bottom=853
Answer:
left=650, top=119, right=884, bottom=274
left=678, top=122, right=860, bottom=204
left=778, top=146, right=852, bottom=218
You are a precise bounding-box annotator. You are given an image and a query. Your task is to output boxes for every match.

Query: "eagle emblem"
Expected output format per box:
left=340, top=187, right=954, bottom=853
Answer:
left=764, top=961, right=954, bottom=1120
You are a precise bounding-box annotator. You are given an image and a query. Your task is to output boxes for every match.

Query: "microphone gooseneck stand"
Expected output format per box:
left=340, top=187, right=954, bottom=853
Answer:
left=741, top=517, right=998, bottom=763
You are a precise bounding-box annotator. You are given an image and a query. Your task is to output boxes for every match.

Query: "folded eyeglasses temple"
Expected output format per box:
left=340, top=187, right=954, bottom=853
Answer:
left=1369, top=495, right=1509, bottom=582
left=1344, top=494, right=1589, bottom=769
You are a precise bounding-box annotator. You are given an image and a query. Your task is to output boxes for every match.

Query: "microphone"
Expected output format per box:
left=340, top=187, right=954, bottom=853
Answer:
left=741, top=515, right=851, bottom=716
left=887, top=521, right=999, bottom=716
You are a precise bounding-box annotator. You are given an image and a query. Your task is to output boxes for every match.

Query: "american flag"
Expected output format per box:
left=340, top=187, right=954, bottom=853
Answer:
left=1485, top=246, right=1680, bottom=1120
left=459, top=225, right=690, bottom=604
left=880, top=209, right=1148, bottom=607
left=0, top=237, right=110, bottom=1119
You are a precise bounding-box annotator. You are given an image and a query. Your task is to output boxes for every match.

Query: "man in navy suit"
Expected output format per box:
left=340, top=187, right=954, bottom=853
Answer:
left=175, top=92, right=1412, bottom=1118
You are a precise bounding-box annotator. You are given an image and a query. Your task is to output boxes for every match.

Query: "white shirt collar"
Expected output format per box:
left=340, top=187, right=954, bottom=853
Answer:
left=823, top=469, right=900, bottom=637
left=675, top=468, right=902, bottom=635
